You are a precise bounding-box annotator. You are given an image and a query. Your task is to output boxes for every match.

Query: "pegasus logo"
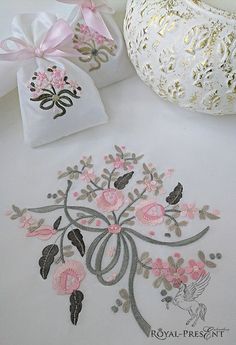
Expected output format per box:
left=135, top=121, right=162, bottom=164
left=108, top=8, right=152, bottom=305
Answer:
left=163, top=273, right=210, bottom=327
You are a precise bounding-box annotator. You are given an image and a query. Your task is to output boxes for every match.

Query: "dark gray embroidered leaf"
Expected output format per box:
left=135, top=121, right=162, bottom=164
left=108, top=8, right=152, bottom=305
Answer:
left=166, top=183, right=183, bottom=205
left=114, top=172, right=134, bottom=190
left=68, top=229, right=85, bottom=257
left=39, top=244, right=59, bottom=279
left=53, top=216, right=62, bottom=230
left=70, top=290, right=84, bottom=325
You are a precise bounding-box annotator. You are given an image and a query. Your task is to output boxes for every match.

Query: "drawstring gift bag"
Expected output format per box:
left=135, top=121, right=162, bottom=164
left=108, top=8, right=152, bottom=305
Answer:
left=57, top=0, right=133, bottom=88
left=0, top=13, right=108, bottom=147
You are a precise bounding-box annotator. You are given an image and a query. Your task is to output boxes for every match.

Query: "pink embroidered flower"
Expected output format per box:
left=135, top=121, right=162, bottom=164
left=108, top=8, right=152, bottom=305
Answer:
left=96, top=189, right=125, bottom=212
left=152, top=258, right=169, bottom=277
left=73, top=192, right=79, bottom=198
left=68, top=80, right=81, bottom=92
left=174, top=252, right=181, bottom=258
left=108, top=224, right=122, bottom=234
left=81, top=169, right=96, bottom=182
left=113, top=157, right=125, bottom=169
left=20, top=214, right=34, bottom=228
left=166, top=267, right=188, bottom=288
left=37, top=71, right=48, bottom=82
left=52, top=67, right=65, bottom=80
left=95, top=34, right=105, bottom=45
left=165, top=168, right=174, bottom=177
left=185, top=260, right=206, bottom=280
left=180, top=203, right=198, bottom=219
left=135, top=200, right=165, bottom=225
left=52, top=78, right=65, bottom=89
left=80, top=24, right=90, bottom=34
left=144, top=180, right=158, bottom=192
left=26, top=227, right=57, bottom=241
left=52, top=260, right=86, bottom=295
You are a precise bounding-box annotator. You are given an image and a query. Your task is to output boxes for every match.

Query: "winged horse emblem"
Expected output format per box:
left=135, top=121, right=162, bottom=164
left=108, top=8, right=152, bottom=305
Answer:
left=164, top=273, right=211, bottom=327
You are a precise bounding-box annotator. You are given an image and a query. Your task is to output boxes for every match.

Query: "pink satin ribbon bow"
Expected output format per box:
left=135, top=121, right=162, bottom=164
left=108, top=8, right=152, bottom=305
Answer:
left=58, top=0, right=114, bottom=40
left=0, top=19, right=77, bottom=61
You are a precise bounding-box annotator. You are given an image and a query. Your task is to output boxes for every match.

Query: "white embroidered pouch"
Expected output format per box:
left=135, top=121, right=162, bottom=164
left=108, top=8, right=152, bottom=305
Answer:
left=0, top=13, right=108, bottom=147
left=57, top=0, right=133, bottom=88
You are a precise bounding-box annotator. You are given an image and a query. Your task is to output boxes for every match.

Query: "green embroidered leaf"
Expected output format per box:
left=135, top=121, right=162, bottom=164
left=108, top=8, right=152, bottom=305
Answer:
left=53, top=216, right=62, bottom=230
left=143, top=269, right=150, bottom=279
left=119, top=289, right=129, bottom=300
left=136, top=263, right=143, bottom=275
left=68, top=229, right=85, bottom=257
left=198, top=250, right=206, bottom=263
left=176, top=258, right=184, bottom=268
left=114, top=171, right=134, bottom=190
left=168, top=256, right=176, bottom=268
left=205, top=260, right=217, bottom=268
left=166, top=183, right=183, bottom=205
left=39, top=244, right=59, bottom=279
left=163, top=278, right=172, bottom=291
left=175, top=226, right=182, bottom=237
left=70, top=290, right=84, bottom=325
left=140, top=252, right=150, bottom=261
left=153, top=277, right=163, bottom=288
left=122, top=300, right=130, bottom=313
left=114, top=145, right=123, bottom=155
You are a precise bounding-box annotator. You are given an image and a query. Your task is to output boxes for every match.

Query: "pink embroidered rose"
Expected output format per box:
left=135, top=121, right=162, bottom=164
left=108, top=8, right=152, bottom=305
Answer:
left=180, top=203, right=198, bottom=219
left=113, top=157, right=125, bottom=169
left=165, top=267, right=188, bottom=288
left=96, top=189, right=125, bottom=212
left=52, top=260, right=86, bottom=295
left=152, top=258, right=169, bottom=277
left=108, top=224, right=122, bottom=234
left=26, top=227, right=57, bottom=241
left=81, top=169, right=96, bottom=182
left=185, top=260, right=206, bottom=280
left=136, top=200, right=165, bottom=225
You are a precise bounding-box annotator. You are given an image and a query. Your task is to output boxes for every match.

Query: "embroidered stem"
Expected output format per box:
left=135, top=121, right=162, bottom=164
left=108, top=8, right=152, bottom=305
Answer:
left=108, top=168, right=116, bottom=188
left=164, top=213, right=181, bottom=229
left=118, top=188, right=147, bottom=223
left=123, top=232, right=151, bottom=337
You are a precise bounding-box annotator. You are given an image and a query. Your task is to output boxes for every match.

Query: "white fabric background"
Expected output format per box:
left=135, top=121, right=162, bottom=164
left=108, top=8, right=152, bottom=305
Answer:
left=0, top=1, right=236, bottom=345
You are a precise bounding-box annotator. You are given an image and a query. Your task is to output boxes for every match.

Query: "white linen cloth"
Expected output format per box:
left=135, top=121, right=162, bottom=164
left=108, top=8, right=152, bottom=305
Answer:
left=0, top=75, right=236, bottom=345
left=0, top=13, right=108, bottom=147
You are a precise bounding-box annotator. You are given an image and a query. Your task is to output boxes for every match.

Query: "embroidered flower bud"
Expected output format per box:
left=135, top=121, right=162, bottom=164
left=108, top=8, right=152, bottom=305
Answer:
left=108, top=224, right=122, bottom=234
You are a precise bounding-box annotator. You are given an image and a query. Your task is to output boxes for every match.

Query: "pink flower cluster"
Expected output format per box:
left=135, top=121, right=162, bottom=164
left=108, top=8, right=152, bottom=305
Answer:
left=29, top=66, right=81, bottom=98
left=74, top=24, right=113, bottom=48
left=152, top=256, right=207, bottom=288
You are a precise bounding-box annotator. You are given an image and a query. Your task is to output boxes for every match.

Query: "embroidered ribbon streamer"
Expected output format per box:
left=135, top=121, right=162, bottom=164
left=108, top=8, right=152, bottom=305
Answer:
left=0, top=19, right=77, bottom=61
left=57, top=0, right=114, bottom=40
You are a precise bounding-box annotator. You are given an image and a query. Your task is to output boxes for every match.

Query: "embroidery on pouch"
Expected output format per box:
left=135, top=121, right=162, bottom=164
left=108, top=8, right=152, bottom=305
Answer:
left=7, top=145, right=221, bottom=336
left=73, top=24, right=117, bottom=72
left=28, top=65, right=82, bottom=119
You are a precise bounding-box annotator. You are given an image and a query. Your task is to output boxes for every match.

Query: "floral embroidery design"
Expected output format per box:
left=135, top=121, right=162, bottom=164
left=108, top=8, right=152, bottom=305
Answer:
left=73, top=24, right=117, bottom=72
left=28, top=66, right=82, bottom=119
left=7, top=146, right=221, bottom=336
